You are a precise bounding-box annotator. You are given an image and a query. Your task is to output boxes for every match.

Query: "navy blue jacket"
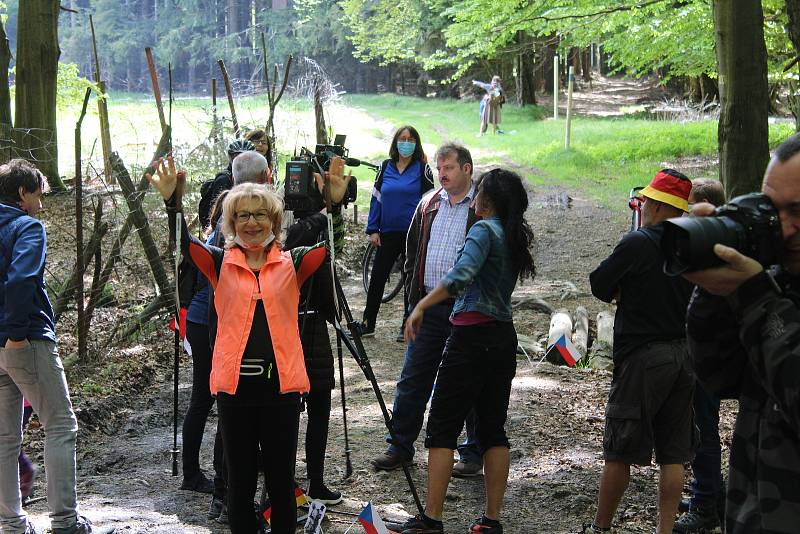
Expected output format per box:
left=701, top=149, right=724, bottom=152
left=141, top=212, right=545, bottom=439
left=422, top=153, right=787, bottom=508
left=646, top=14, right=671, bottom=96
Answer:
left=0, top=203, right=55, bottom=344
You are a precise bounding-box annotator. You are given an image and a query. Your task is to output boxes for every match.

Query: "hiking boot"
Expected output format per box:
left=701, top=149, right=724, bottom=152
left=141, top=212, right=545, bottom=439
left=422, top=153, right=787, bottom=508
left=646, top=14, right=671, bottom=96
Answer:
left=180, top=471, right=214, bottom=494
left=470, top=515, right=503, bottom=533
left=208, top=496, right=225, bottom=519
left=307, top=483, right=342, bottom=505
left=581, top=524, right=613, bottom=533
left=679, top=498, right=690, bottom=513
left=395, top=328, right=406, bottom=343
left=398, top=514, right=444, bottom=534
left=53, top=515, right=93, bottom=534
left=354, top=321, right=375, bottom=338
left=216, top=504, right=229, bottom=524
left=20, top=463, right=37, bottom=500
left=452, top=461, right=483, bottom=478
left=370, top=451, right=412, bottom=471
left=673, top=505, right=720, bottom=533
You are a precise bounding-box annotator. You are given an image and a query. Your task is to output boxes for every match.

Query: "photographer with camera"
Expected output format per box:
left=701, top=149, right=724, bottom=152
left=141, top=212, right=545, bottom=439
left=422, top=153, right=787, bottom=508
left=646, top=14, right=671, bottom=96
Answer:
left=586, top=169, right=695, bottom=534
left=681, top=134, right=800, bottom=533
left=358, top=125, right=434, bottom=340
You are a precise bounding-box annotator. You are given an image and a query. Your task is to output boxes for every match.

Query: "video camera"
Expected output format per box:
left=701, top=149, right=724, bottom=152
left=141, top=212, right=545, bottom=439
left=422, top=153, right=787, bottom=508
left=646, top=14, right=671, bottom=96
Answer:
left=284, top=134, right=359, bottom=213
left=661, top=192, right=783, bottom=275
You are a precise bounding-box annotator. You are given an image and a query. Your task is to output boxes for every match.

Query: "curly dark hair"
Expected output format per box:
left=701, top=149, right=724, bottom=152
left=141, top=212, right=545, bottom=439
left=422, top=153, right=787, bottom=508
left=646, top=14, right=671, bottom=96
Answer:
left=476, top=168, right=535, bottom=280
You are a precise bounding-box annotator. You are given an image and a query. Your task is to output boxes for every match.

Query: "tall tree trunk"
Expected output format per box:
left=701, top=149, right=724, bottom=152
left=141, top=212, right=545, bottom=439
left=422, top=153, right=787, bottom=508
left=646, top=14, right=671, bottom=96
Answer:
left=712, top=0, right=769, bottom=197
left=515, top=31, right=536, bottom=105
left=14, top=1, right=64, bottom=190
left=0, top=19, right=12, bottom=163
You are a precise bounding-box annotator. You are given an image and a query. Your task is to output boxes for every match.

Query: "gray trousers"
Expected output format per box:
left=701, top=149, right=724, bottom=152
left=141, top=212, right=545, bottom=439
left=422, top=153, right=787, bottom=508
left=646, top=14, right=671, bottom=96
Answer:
left=0, top=340, right=79, bottom=533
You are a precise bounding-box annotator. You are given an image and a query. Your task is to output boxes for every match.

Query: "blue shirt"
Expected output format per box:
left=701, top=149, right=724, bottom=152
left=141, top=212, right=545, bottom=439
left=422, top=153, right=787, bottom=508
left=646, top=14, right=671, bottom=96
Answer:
left=367, top=160, right=424, bottom=234
left=442, top=217, right=518, bottom=322
left=186, top=231, right=218, bottom=326
left=423, top=184, right=475, bottom=292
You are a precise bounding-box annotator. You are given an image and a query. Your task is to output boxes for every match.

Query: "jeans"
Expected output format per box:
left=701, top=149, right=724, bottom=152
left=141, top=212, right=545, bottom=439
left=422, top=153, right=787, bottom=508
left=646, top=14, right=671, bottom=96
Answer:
left=363, top=232, right=408, bottom=327
left=386, top=302, right=481, bottom=464
left=0, top=340, right=79, bottom=533
left=690, top=382, right=723, bottom=508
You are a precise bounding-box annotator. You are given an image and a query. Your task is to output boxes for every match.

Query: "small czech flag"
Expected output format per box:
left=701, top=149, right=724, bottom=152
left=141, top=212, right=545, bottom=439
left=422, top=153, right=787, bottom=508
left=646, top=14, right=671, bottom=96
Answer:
left=357, top=502, right=390, bottom=534
left=549, top=333, right=582, bottom=367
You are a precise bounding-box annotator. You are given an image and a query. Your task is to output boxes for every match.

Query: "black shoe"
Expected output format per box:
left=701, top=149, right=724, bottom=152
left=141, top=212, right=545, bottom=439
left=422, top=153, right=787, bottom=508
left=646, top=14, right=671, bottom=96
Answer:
left=355, top=321, right=375, bottom=338
left=470, top=515, right=503, bottom=533
left=208, top=496, right=224, bottom=519
left=673, top=505, right=720, bottom=533
left=679, top=498, right=691, bottom=513
left=307, top=483, right=343, bottom=505
left=181, top=471, right=214, bottom=494
left=370, top=451, right=412, bottom=471
left=398, top=514, right=443, bottom=534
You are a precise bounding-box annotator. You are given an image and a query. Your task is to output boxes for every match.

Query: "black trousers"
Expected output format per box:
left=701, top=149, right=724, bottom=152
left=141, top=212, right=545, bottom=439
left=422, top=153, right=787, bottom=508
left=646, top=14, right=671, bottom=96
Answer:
left=183, top=320, right=225, bottom=497
left=305, top=386, right=332, bottom=485
left=218, top=400, right=301, bottom=534
left=363, top=231, right=408, bottom=326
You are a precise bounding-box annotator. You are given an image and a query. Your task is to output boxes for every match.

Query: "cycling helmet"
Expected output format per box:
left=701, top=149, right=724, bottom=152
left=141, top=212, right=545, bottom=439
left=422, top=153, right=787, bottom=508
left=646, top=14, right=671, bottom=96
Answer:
left=227, top=139, right=256, bottom=156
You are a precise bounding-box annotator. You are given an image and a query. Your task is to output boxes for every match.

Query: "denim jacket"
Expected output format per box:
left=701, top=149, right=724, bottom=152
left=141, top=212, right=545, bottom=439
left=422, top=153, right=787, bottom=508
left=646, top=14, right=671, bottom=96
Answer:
left=441, top=217, right=517, bottom=322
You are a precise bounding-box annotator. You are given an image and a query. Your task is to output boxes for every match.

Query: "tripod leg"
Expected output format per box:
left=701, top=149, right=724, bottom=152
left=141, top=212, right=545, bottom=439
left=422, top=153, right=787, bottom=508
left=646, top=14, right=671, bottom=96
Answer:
left=337, top=332, right=353, bottom=479
left=332, top=320, right=425, bottom=517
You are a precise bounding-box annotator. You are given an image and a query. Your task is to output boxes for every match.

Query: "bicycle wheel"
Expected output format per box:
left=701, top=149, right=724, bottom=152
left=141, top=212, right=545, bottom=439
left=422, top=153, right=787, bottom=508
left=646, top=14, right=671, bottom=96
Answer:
left=361, top=243, right=405, bottom=304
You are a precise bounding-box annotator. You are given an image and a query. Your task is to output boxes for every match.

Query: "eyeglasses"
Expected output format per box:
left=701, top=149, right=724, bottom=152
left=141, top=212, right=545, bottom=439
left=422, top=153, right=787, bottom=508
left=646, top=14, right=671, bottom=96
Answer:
left=254, top=139, right=269, bottom=146
left=235, top=210, right=270, bottom=223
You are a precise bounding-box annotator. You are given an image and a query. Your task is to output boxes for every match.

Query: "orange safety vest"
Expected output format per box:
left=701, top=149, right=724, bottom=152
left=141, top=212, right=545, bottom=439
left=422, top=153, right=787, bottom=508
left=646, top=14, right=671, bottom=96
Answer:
left=209, top=245, right=310, bottom=396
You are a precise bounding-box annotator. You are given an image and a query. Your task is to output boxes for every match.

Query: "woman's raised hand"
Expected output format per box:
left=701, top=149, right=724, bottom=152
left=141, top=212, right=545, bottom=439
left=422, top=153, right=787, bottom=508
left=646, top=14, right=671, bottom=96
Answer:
left=145, top=156, right=180, bottom=200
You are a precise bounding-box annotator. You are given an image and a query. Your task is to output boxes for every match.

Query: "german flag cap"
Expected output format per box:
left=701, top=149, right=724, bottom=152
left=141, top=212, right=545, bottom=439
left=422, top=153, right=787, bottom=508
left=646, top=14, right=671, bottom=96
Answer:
left=639, top=168, right=691, bottom=212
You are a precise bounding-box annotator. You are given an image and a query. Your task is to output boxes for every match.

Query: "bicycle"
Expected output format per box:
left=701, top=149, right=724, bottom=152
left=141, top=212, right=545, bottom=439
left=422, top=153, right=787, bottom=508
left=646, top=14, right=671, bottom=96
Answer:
left=361, top=242, right=406, bottom=303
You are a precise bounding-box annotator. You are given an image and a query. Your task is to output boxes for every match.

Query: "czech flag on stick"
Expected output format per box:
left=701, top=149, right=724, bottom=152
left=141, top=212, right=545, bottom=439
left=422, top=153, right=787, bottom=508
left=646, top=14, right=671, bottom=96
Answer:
left=549, top=334, right=582, bottom=367
left=357, top=502, right=391, bottom=534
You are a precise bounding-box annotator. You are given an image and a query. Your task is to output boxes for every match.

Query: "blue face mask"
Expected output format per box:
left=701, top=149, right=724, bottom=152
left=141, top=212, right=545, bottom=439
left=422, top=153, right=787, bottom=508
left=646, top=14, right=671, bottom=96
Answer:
left=397, top=140, right=416, bottom=158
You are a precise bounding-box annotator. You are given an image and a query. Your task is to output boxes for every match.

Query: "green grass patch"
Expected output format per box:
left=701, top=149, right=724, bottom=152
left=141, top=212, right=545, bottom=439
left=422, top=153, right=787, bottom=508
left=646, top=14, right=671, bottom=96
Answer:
left=54, top=91, right=797, bottom=208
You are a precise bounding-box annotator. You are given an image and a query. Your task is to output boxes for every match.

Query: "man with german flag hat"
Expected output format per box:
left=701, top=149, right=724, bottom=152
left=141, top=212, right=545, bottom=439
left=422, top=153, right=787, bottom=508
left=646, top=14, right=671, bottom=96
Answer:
left=585, top=169, right=695, bottom=534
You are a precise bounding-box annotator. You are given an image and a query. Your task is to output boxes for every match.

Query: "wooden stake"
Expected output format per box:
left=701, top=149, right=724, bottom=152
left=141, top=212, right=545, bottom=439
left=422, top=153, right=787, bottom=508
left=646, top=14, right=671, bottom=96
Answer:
left=145, top=47, right=167, bottom=134
left=217, top=59, right=240, bottom=137
left=565, top=66, right=575, bottom=149
left=89, top=15, right=113, bottom=184
left=74, top=88, right=91, bottom=359
left=553, top=54, right=559, bottom=119
left=211, top=78, right=219, bottom=143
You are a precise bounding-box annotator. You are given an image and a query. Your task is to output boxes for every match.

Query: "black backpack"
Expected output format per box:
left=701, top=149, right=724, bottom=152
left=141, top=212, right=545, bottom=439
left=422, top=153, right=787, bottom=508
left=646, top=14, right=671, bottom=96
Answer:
left=198, top=170, right=232, bottom=230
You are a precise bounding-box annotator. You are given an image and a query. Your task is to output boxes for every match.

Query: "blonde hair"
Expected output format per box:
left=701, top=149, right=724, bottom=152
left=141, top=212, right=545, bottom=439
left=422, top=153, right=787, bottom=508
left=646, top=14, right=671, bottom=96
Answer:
left=220, top=183, right=283, bottom=250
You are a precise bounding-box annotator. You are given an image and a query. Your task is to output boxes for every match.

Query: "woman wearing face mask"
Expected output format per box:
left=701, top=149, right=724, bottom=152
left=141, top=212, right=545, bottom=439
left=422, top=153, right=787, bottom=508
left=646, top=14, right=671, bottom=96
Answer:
left=358, top=125, right=434, bottom=341
left=147, top=158, right=326, bottom=534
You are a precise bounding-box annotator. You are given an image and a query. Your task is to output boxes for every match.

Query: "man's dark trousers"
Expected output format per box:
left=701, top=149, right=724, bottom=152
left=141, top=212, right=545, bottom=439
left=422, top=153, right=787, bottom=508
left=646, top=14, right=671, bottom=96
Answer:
left=386, top=301, right=481, bottom=464
left=690, top=382, right=724, bottom=508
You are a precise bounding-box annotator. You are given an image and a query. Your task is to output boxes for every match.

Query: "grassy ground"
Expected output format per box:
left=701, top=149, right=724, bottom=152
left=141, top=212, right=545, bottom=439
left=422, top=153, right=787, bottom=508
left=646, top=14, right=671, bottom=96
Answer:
left=56, top=92, right=796, bottom=207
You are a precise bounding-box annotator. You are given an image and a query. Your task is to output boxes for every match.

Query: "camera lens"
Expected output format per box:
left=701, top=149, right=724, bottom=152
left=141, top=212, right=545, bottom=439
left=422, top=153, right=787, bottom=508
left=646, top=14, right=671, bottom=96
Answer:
left=662, top=216, right=743, bottom=275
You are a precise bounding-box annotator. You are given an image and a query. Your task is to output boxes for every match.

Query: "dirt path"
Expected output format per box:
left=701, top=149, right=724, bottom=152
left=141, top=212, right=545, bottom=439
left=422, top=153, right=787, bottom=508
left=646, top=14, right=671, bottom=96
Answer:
left=21, top=181, right=736, bottom=534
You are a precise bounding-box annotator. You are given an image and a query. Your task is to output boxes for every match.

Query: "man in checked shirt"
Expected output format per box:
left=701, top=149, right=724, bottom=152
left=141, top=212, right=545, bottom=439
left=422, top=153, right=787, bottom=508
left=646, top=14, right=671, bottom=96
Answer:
left=370, top=143, right=482, bottom=477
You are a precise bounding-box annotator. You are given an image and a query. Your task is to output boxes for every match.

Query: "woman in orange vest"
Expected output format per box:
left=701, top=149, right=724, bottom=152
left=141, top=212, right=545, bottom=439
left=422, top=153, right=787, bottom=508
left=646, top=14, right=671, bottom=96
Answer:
left=148, top=157, right=326, bottom=534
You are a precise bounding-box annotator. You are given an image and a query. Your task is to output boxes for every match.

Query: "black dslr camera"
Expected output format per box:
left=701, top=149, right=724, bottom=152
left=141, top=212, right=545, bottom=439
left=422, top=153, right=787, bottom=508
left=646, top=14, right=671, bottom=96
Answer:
left=284, top=134, right=357, bottom=213
left=661, top=192, right=783, bottom=275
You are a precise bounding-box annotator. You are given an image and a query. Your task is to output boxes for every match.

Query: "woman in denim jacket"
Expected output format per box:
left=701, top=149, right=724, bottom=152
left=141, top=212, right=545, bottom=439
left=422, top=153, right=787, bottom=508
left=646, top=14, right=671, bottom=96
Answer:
left=400, top=168, right=535, bottom=534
